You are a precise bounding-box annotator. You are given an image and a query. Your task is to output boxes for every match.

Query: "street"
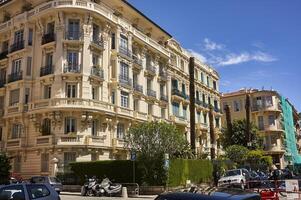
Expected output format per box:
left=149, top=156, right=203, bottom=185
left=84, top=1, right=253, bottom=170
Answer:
left=60, top=193, right=156, bottom=200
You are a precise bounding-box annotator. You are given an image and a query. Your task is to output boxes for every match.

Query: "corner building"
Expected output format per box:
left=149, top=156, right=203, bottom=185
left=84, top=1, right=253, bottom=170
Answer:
left=0, top=0, right=221, bottom=178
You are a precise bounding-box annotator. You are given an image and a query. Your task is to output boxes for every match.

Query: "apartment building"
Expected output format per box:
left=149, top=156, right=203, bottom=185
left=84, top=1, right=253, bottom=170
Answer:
left=0, top=0, right=221, bottom=178
left=221, top=89, right=300, bottom=169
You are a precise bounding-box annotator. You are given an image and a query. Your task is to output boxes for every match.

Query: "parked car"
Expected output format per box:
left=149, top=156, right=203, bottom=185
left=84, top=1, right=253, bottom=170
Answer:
left=30, top=176, right=62, bottom=194
left=211, top=188, right=261, bottom=200
left=155, top=191, right=260, bottom=200
left=218, top=169, right=250, bottom=189
left=0, top=183, right=60, bottom=200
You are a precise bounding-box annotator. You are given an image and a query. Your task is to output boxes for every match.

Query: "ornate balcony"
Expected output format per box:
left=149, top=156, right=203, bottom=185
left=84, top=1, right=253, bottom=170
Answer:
left=63, top=64, right=81, bottom=73
left=91, top=38, right=104, bottom=50
left=42, top=33, right=55, bottom=45
left=132, top=54, right=143, bottom=69
left=133, top=83, right=143, bottom=94
left=158, top=70, right=167, bottom=81
left=8, top=71, right=22, bottom=83
left=65, top=31, right=83, bottom=41
left=9, top=40, right=25, bottom=53
left=91, top=67, right=104, bottom=80
left=119, top=75, right=132, bottom=88
left=40, top=65, right=54, bottom=77
left=119, top=46, right=132, bottom=58
left=160, top=94, right=168, bottom=102
left=147, top=89, right=157, bottom=98
left=0, top=50, right=8, bottom=60
left=172, top=88, right=182, bottom=97
left=145, top=64, right=156, bottom=75
left=0, top=79, right=6, bottom=88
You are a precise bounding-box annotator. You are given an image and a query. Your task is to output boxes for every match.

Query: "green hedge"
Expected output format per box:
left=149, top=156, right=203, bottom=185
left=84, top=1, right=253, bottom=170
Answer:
left=69, top=159, right=213, bottom=186
left=168, top=159, right=213, bottom=187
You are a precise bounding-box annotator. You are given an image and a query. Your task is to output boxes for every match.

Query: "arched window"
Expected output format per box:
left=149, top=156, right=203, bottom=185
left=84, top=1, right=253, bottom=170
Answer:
left=41, top=118, right=51, bottom=136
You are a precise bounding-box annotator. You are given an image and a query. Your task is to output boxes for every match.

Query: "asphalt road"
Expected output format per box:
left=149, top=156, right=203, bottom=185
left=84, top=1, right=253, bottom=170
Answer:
left=60, top=194, right=156, bottom=200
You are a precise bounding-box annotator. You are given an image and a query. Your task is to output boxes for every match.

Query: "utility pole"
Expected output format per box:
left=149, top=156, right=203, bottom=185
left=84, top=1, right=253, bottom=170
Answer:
left=189, top=57, right=196, bottom=154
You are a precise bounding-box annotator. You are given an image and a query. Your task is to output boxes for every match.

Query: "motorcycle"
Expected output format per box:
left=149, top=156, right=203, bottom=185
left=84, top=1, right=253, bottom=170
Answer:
left=99, top=178, right=122, bottom=196
left=81, top=176, right=102, bottom=196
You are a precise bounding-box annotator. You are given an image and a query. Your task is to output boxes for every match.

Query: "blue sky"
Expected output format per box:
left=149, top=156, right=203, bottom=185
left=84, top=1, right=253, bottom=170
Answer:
left=128, top=0, right=301, bottom=111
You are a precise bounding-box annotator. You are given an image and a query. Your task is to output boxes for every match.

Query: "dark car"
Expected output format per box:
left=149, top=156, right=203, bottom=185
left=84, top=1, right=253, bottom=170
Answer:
left=155, top=191, right=261, bottom=200
left=211, top=188, right=261, bottom=200
left=30, top=176, right=63, bottom=194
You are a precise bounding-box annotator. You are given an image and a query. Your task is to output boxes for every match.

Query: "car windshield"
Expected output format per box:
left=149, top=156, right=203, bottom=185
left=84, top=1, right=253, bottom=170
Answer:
left=49, top=177, right=61, bottom=183
left=225, top=170, right=241, bottom=177
left=31, top=177, right=46, bottom=183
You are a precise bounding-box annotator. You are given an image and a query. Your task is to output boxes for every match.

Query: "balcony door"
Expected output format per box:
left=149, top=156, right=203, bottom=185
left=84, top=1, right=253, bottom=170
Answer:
left=120, top=35, right=128, bottom=50
left=45, top=53, right=53, bottom=67
left=47, top=22, right=55, bottom=34
left=68, top=20, right=80, bottom=39
left=120, top=62, right=129, bottom=80
left=12, top=59, right=21, bottom=74
left=14, top=30, right=24, bottom=44
left=67, top=52, right=78, bottom=69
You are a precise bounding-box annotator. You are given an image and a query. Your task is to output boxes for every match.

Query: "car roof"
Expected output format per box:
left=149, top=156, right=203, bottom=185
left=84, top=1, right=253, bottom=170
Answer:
left=158, top=192, right=224, bottom=200
left=211, top=188, right=260, bottom=200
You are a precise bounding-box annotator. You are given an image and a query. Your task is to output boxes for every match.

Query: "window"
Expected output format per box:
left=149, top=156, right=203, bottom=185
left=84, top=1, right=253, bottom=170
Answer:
left=92, top=24, right=100, bottom=41
left=111, top=91, right=115, bottom=104
left=134, top=99, right=139, bottom=111
left=160, top=84, right=164, bottom=96
left=269, top=115, right=276, bottom=126
left=120, top=62, right=129, bottom=80
left=196, top=91, right=199, bottom=100
left=47, top=22, right=55, bottom=34
left=120, top=34, right=128, bottom=50
left=146, top=54, right=151, bottom=66
left=147, top=79, right=152, bottom=90
left=148, top=104, right=153, bottom=115
left=45, top=53, right=53, bottom=67
left=26, top=184, right=50, bottom=199
left=121, top=91, right=129, bottom=108
left=258, top=116, right=264, bottom=130
left=28, top=28, right=33, bottom=46
left=41, top=118, right=51, bottom=135
left=207, top=76, right=210, bottom=87
left=92, top=120, right=98, bottom=136
left=214, top=100, right=218, bottom=110
left=183, top=106, right=187, bottom=119
left=44, top=85, right=51, bottom=99
left=215, top=117, right=220, bottom=128
left=197, top=112, right=201, bottom=122
left=64, top=152, right=76, bottom=171
left=12, top=59, right=22, bottom=74
left=201, top=72, right=204, bottom=83
left=91, top=153, right=98, bottom=161
left=161, top=108, right=166, bottom=119
left=41, top=153, right=49, bottom=172
left=0, top=96, right=3, bottom=110
left=65, top=117, right=76, bottom=134
left=180, top=59, right=185, bottom=70
left=67, top=51, right=79, bottom=67
left=117, top=123, right=125, bottom=139
left=203, top=113, right=207, bottom=124
left=213, top=81, right=217, bottom=90
left=66, top=83, right=77, bottom=98
left=92, top=54, right=99, bottom=66
left=14, top=155, right=21, bottom=173
left=266, top=96, right=273, bottom=107
left=0, top=185, right=25, bottom=200
left=111, top=33, right=116, bottom=49
left=12, top=124, right=22, bottom=139
left=172, top=102, right=179, bottom=116
left=68, top=19, right=80, bottom=39
left=171, top=79, right=178, bottom=89
left=9, top=89, right=20, bottom=106
left=0, top=127, right=2, bottom=141
left=208, top=97, right=211, bottom=106
left=24, top=88, right=30, bottom=104
left=92, top=86, right=99, bottom=100
left=1, top=41, right=8, bottom=52
left=202, top=94, right=206, bottom=103
left=26, top=57, right=32, bottom=76
left=234, top=100, right=241, bottom=112
left=171, top=54, right=177, bottom=66
left=0, top=69, right=6, bottom=82
left=182, top=83, right=186, bottom=95
left=14, top=30, right=24, bottom=43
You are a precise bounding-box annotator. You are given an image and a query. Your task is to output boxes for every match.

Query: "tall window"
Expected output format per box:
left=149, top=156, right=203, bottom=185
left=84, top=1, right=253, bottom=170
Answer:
left=44, top=85, right=51, bottom=99
left=133, top=99, right=139, bottom=111
left=201, top=72, right=204, bottom=83
left=213, top=81, right=217, bottom=90
left=268, top=115, right=276, bottom=126
left=183, top=106, right=187, bottom=119
left=92, top=54, right=99, bottom=66
left=117, top=123, right=125, bottom=139
left=14, top=155, right=21, bottom=173
left=0, top=127, right=2, bottom=141
left=172, top=79, right=178, bottom=89
left=65, top=117, right=76, bottom=134
left=92, top=120, right=98, bottom=136
left=266, top=96, right=273, bottom=107
left=42, top=118, right=51, bottom=135
left=67, top=51, right=78, bottom=68
left=47, top=22, right=55, bottom=34
left=182, top=83, right=186, bottom=94
left=10, top=89, right=20, bottom=106
left=14, top=30, right=24, bottom=43
left=234, top=100, right=241, bottom=112
left=68, top=20, right=80, bottom=39
left=121, top=91, right=129, bottom=108
left=202, top=94, right=206, bottom=103
left=172, top=102, right=179, bottom=116
left=111, top=91, right=115, bottom=104
left=92, top=24, right=100, bottom=41
left=46, top=53, right=53, bottom=67
left=1, top=41, right=8, bottom=52
left=24, top=88, right=30, bottom=104
left=12, top=124, right=22, bottom=139
left=41, top=153, right=49, bottom=172
left=12, top=59, right=22, bottom=74
left=203, top=113, right=207, bottom=124
left=64, top=152, right=76, bottom=171
left=28, top=28, right=33, bottom=46
left=111, top=33, right=116, bottom=49
left=258, top=116, right=264, bottom=130
left=148, top=104, right=153, bottom=115
left=214, top=100, right=218, bottom=110
left=197, top=112, right=201, bottom=123
left=147, top=79, right=152, bottom=90
left=66, top=83, right=77, bottom=98
left=120, top=35, right=128, bottom=50
left=160, top=84, right=164, bottom=96
left=92, top=86, right=99, bottom=100
left=207, top=76, right=210, bottom=87
left=120, top=62, right=129, bottom=80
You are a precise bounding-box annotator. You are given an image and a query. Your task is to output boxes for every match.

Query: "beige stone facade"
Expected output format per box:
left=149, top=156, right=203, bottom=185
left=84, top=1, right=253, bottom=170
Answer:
left=0, top=0, right=221, bottom=178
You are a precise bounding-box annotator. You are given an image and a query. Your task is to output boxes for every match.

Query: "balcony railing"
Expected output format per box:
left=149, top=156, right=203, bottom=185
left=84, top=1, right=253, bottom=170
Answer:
left=146, top=65, right=156, bottom=74
left=182, top=93, right=189, bottom=100
left=196, top=99, right=203, bottom=106
left=40, top=65, right=54, bottom=77
left=8, top=71, right=22, bottom=83
left=0, top=50, right=8, bottom=60
left=172, top=88, right=182, bottom=97
left=214, top=107, right=221, bottom=113
left=91, top=38, right=104, bottom=49
left=0, top=79, right=6, bottom=88
left=133, top=83, right=143, bottom=93
left=119, top=46, right=132, bottom=58
left=119, top=75, right=132, bottom=87
left=132, top=54, right=142, bottom=66
left=63, top=64, right=81, bottom=73
left=42, top=33, right=55, bottom=45
left=147, top=89, right=157, bottom=98
left=159, top=70, right=167, bottom=79
left=160, top=94, right=168, bottom=102
left=9, top=40, right=25, bottom=53
left=65, top=31, right=83, bottom=40
left=91, top=67, right=104, bottom=79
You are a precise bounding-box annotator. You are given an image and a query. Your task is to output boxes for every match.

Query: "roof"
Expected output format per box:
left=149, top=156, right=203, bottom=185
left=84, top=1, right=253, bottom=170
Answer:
left=121, top=0, right=172, bottom=38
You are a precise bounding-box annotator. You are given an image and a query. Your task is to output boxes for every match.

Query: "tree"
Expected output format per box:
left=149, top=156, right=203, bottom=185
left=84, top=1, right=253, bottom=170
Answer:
left=221, top=119, right=262, bottom=150
left=225, top=145, right=249, bottom=167
left=245, top=150, right=273, bottom=171
left=125, top=121, right=192, bottom=185
left=0, top=153, right=11, bottom=184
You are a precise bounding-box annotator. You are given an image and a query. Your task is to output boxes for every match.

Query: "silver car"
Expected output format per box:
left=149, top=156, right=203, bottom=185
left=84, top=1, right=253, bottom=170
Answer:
left=30, top=176, right=63, bottom=194
left=0, top=183, right=60, bottom=200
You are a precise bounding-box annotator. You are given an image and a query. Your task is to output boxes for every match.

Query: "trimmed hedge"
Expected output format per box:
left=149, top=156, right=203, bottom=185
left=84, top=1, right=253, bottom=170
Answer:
left=69, top=159, right=213, bottom=186
left=168, top=159, right=213, bottom=187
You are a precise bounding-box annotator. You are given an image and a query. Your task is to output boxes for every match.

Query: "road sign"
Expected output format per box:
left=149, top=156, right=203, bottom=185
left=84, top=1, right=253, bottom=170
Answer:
left=130, top=151, right=136, bottom=161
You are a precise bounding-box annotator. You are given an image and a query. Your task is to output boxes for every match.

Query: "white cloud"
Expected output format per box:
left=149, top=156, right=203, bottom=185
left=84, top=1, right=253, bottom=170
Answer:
left=203, top=38, right=224, bottom=51
left=187, top=49, right=207, bottom=63
left=217, top=51, right=277, bottom=66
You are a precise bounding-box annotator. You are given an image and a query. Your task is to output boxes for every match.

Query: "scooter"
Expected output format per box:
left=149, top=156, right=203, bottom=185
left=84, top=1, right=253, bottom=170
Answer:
left=81, top=176, right=99, bottom=196
left=99, top=178, right=122, bottom=196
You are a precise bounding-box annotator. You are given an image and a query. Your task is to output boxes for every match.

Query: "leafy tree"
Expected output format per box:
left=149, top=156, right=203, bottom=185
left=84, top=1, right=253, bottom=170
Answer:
left=125, top=121, right=192, bottom=185
left=221, top=119, right=262, bottom=150
left=225, top=145, right=249, bottom=167
left=0, top=153, right=11, bottom=184
left=245, top=150, right=273, bottom=171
